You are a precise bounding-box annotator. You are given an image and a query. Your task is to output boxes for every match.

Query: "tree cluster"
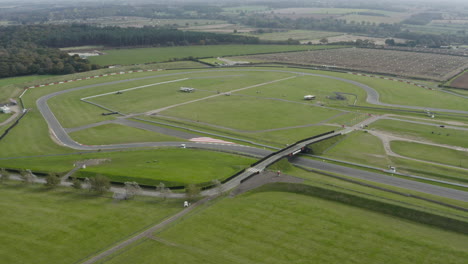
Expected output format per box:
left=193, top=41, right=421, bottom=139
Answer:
left=1, top=24, right=259, bottom=49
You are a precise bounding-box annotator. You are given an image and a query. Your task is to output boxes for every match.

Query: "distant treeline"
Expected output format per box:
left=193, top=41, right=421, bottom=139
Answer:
left=402, top=13, right=443, bottom=25
left=1, top=24, right=259, bottom=48
left=394, top=31, right=468, bottom=47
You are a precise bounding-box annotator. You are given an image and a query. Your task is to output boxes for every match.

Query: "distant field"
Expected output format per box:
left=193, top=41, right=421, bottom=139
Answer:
left=89, top=45, right=331, bottom=65
left=0, top=183, right=182, bottom=264
left=242, top=30, right=341, bottom=41
left=222, top=5, right=270, bottom=13
left=240, top=48, right=468, bottom=81
left=99, top=188, right=468, bottom=264
left=450, top=71, right=468, bottom=89
left=391, top=141, right=468, bottom=168
left=50, top=16, right=225, bottom=28
left=403, top=24, right=467, bottom=35
left=341, top=13, right=407, bottom=24
left=272, top=7, right=374, bottom=15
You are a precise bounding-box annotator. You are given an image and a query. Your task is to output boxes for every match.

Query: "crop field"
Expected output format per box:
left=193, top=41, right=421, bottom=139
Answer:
left=240, top=48, right=468, bottom=81
left=391, top=141, right=468, bottom=168
left=222, top=5, right=270, bottom=13
left=369, top=119, right=468, bottom=148
left=50, top=16, right=225, bottom=28
left=341, top=13, right=408, bottom=24
left=89, top=45, right=319, bottom=66
left=0, top=183, right=182, bottom=264
left=98, top=188, right=468, bottom=264
left=450, top=71, right=468, bottom=89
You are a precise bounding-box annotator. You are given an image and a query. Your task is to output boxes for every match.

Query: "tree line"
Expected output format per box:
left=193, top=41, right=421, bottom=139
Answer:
left=0, top=42, right=99, bottom=78
left=0, top=24, right=261, bottom=78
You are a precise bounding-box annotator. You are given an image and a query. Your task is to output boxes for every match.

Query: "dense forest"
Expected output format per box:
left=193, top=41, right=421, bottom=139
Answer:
left=0, top=44, right=97, bottom=78
left=0, top=24, right=261, bottom=78
left=0, top=24, right=259, bottom=48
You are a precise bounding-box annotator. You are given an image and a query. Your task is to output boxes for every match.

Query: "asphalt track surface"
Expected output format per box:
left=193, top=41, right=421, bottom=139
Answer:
left=36, top=69, right=468, bottom=202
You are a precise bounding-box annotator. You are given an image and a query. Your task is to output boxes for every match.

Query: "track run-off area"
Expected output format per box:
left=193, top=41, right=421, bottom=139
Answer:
left=28, top=68, right=468, bottom=202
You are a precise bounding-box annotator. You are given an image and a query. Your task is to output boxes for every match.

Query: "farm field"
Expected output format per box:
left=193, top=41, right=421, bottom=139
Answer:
left=0, top=183, right=182, bottom=264
left=307, top=34, right=407, bottom=45
left=50, top=16, right=226, bottom=28
left=0, top=148, right=255, bottom=186
left=98, top=187, right=468, bottom=264
left=369, top=119, right=468, bottom=148
left=450, top=71, right=468, bottom=89
left=68, top=123, right=185, bottom=145
left=89, top=45, right=320, bottom=66
left=241, top=30, right=341, bottom=41
left=239, top=48, right=468, bottom=81
left=185, top=23, right=256, bottom=33
left=222, top=5, right=270, bottom=13
left=391, top=141, right=468, bottom=169
left=341, top=13, right=409, bottom=24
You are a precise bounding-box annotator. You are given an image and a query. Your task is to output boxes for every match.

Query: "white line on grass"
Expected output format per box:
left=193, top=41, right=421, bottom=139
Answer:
left=81, top=78, right=189, bottom=100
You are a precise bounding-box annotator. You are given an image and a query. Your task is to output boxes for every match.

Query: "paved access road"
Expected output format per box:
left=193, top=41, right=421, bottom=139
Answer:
left=35, top=69, right=468, bottom=202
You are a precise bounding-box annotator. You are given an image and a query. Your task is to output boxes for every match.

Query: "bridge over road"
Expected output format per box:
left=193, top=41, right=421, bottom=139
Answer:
left=202, top=131, right=341, bottom=196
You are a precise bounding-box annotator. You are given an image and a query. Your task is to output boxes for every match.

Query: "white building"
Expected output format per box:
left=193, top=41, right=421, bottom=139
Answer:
left=0, top=105, right=11, bottom=114
left=304, top=95, right=316, bottom=100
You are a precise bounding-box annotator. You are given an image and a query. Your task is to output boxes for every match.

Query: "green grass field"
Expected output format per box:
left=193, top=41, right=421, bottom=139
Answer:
left=98, top=187, right=468, bottom=264
left=307, top=71, right=467, bottom=111
left=0, top=183, right=182, bottom=264
left=69, top=123, right=185, bottom=145
left=322, top=131, right=468, bottom=182
left=324, top=131, right=391, bottom=167
left=0, top=149, right=255, bottom=186
left=370, top=119, right=468, bottom=148
left=0, top=75, right=52, bottom=102
left=391, top=141, right=468, bottom=169
left=89, top=45, right=334, bottom=66
left=0, top=113, right=12, bottom=123
left=446, top=88, right=468, bottom=96
left=163, top=96, right=342, bottom=131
